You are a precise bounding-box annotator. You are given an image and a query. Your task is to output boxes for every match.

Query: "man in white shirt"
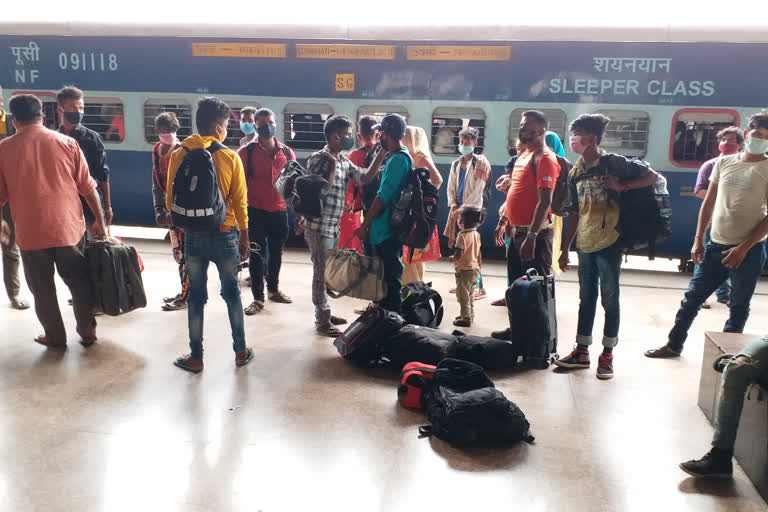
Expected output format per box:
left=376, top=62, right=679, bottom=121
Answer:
left=646, top=111, right=768, bottom=358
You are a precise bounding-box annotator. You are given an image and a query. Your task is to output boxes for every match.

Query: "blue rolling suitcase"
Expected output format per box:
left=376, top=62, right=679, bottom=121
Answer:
left=505, top=269, right=558, bottom=369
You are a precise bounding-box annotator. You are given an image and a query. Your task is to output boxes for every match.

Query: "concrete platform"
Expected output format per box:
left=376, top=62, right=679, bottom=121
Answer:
left=1, top=240, right=767, bottom=512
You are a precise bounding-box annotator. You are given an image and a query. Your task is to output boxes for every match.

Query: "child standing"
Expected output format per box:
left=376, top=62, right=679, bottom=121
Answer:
left=452, top=206, right=482, bottom=327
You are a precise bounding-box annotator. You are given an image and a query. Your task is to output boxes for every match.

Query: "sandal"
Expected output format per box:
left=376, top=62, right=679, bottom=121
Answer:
left=268, top=290, right=293, bottom=304
left=453, top=317, right=471, bottom=327
left=10, top=297, right=30, bottom=310
left=173, top=354, right=203, bottom=373
left=162, top=299, right=187, bottom=311
left=330, top=315, right=348, bottom=326
left=79, top=333, right=98, bottom=347
left=701, top=301, right=711, bottom=309
left=644, top=345, right=682, bottom=359
left=491, top=297, right=506, bottom=306
left=244, top=300, right=264, bottom=315
left=34, top=335, right=66, bottom=349
left=316, top=324, right=343, bottom=338
left=235, top=347, right=254, bottom=367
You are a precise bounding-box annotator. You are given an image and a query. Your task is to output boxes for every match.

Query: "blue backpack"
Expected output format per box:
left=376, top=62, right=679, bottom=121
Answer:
left=171, top=141, right=229, bottom=231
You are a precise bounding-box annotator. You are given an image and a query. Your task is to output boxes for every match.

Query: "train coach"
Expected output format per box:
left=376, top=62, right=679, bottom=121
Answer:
left=2, top=22, right=767, bottom=268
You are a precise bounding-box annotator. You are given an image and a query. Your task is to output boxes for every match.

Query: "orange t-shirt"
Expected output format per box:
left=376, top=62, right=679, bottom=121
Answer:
left=454, top=229, right=481, bottom=271
left=505, top=148, right=559, bottom=227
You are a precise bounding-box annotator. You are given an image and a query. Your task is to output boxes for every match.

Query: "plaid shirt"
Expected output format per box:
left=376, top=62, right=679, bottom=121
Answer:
left=305, top=147, right=362, bottom=238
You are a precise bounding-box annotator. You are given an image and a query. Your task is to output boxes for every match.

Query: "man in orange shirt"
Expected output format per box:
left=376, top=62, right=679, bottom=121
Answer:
left=492, top=110, right=559, bottom=340
left=0, top=94, right=106, bottom=349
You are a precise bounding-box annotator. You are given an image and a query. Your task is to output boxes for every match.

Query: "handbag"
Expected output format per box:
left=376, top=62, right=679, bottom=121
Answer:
left=324, top=237, right=387, bottom=301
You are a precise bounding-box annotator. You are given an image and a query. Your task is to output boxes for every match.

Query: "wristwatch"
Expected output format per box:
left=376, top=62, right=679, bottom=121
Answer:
left=526, top=231, right=538, bottom=240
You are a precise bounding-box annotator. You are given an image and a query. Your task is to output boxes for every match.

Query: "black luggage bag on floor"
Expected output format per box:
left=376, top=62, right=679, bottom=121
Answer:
left=86, top=240, right=147, bottom=316
left=506, top=269, right=557, bottom=369
left=334, top=306, right=406, bottom=366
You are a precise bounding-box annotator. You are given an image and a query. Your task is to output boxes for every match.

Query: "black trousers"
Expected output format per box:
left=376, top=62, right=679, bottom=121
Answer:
left=506, top=228, right=554, bottom=282
left=247, top=208, right=288, bottom=301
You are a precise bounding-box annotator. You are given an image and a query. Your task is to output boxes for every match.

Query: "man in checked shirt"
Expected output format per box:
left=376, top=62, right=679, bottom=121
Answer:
left=303, top=115, right=385, bottom=337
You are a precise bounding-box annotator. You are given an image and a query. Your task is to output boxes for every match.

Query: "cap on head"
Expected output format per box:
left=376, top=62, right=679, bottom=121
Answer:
left=373, top=113, right=407, bottom=140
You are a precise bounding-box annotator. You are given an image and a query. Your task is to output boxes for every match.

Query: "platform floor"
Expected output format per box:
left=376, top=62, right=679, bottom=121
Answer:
left=2, top=240, right=767, bottom=512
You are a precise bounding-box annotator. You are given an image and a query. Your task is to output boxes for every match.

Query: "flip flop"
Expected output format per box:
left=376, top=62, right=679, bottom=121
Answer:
left=644, top=345, right=681, bottom=359
left=235, top=347, right=254, bottom=367
left=330, top=315, right=348, bottom=326
left=244, top=301, right=264, bottom=315
left=33, top=335, right=66, bottom=349
left=491, top=298, right=506, bottom=306
left=173, top=355, right=203, bottom=373
left=316, top=324, right=343, bottom=338
left=10, top=298, right=30, bottom=310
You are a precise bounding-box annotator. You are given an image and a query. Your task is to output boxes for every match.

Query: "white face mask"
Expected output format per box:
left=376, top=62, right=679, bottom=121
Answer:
left=744, top=135, right=768, bottom=155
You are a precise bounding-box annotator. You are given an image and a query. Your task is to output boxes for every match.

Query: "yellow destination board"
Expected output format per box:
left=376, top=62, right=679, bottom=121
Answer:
left=297, top=44, right=395, bottom=60
left=407, top=45, right=511, bottom=61
left=192, top=43, right=287, bottom=58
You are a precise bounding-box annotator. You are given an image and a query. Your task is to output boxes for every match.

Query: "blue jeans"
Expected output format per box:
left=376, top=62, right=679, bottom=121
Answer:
left=184, top=230, right=246, bottom=359
left=713, top=336, right=768, bottom=451
left=694, top=226, right=731, bottom=302
left=668, top=242, right=766, bottom=353
left=576, top=241, right=622, bottom=348
left=372, top=236, right=404, bottom=314
left=304, top=229, right=337, bottom=326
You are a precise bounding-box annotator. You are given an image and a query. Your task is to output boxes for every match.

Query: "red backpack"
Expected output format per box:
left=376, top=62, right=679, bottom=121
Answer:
left=398, top=362, right=437, bottom=409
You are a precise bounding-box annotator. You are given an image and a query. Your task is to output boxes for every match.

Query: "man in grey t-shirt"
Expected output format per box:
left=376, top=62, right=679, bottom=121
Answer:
left=647, top=111, right=768, bottom=359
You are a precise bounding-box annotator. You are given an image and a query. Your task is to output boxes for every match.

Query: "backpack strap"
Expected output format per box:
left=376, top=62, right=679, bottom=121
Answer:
left=529, top=147, right=547, bottom=177
left=245, top=142, right=256, bottom=179
left=153, top=143, right=180, bottom=192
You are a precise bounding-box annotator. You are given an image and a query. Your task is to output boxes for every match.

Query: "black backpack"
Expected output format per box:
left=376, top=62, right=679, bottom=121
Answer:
left=400, top=281, right=443, bottom=328
left=617, top=170, right=672, bottom=259
left=171, top=142, right=229, bottom=231
left=333, top=305, right=405, bottom=366
left=419, top=359, right=534, bottom=446
left=530, top=148, right=573, bottom=217
left=390, top=161, right=440, bottom=257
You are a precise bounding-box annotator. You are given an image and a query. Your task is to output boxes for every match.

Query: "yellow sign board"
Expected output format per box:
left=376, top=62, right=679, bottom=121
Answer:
left=407, top=45, right=511, bottom=61
left=335, top=74, right=355, bottom=92
left=192, top=43, right=287, bottom=58
left=298, top=44, right=395, bottom=60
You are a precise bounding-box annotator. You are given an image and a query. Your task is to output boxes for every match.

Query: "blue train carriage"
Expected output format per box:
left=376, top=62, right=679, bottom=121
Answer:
left=1, top=23, right=766, bottom=269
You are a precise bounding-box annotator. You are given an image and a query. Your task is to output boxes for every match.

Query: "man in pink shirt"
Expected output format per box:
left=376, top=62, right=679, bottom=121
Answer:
left=0, top=95, right=107, bottom=349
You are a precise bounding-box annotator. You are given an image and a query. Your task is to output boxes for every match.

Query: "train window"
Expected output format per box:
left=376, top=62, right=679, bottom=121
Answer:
left=84, top=98, right=124, bottom=143
left=431, top=107, right=486, bottom=156
left=40, top=99, right=60, bottom=130
left=595, top=109, right=649, bottom=158
left=143, top=99, right=193, bottom=144
left=222, top=102, right=261, bottom=149
left=509, top=109, right=567, bottom=145
left=283, top=103, right=334, bottom=151
left=356, top=105, right=409, bottom=125
left=671, top=109, right=740, bottom=167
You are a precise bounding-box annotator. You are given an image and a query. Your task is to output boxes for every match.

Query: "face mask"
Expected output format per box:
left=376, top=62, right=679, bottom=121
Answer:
left=570, top=135, right=588, bottom=155
left=341, top=135, right=355, bottom=151
left=718, top=142, right=740, bottom=155
left=744, top=136, right=768, bottom=155
left=216, top=124, right=227, bottom=143
left=257, top=124, right=276, bottom=138
left=240, top=122, right=255, bottom=135
left=458, top=145, right=474, bottom=156
left=63, top=111, right=83, bottom=125
left=158, top=133, right=177, bottom=145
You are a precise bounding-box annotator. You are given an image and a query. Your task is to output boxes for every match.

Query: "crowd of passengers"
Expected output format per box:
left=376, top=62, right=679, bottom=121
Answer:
left=1, top=85, right=768, bottom=480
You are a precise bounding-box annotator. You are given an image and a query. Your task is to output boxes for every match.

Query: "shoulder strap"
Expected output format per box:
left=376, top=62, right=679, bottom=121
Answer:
left=246, top=143, right=256, bottom=178
left=280, top=144, right=291, bottom=162
left=207, top=141, right=225, bottom=153
left=152, top=146, right=163, bottom=190
left=529, top=147, right=547, bottom=177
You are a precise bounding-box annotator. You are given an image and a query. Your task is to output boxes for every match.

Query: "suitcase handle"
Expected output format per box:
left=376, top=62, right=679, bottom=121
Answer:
left=525, top=268, right=539, bottom=279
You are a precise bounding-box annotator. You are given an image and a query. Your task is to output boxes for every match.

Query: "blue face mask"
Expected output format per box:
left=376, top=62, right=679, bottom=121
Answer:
left=458, top=145, right=474, bottom=155
left=240, top=122, right=255, bottom=135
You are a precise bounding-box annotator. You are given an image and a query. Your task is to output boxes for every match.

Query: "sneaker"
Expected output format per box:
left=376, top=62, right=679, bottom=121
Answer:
left=453, top=317, right=471, bottom=327
left=679, top=448, right=733, bottom=478
left=162, top=298, right=187, bottom=311
left=596, top=353, right=614, bottom=379
left=554, top=347, right=591, bottom=369
left=713, top=353, right=734, bottom=374
left=474, top=288, right=487, bottom=300
left=491, top=328, right=511, bottom=341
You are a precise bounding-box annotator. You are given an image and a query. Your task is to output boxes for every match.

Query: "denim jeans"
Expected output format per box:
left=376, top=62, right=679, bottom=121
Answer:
left=247, top=208, right=288, bottom=301
left=576, top=241, right=622, bottom=348
left=693, top=226, right=731, bottom=302
left=372, top=236, right=404, bottom=314
left=184, top=230, right=246, bottom=359
left=713, top=336, right=768, bottom=451
left=668, top=241, right=766, bottom=353
left=304, top=228, right=337, bottom=326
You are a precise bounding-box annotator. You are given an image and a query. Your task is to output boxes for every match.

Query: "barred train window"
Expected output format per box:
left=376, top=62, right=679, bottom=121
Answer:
left=39, top=98, right=60, bottom=131
left=83, top=98, right=124, bottom=143
left=283, top=103, right=334, bottom=151
left=595, top=110, right=650, bottom=159
left=671, top=110, right=740, bottom=167
left=509, top=109, right=567, bottom=147
left=222, top=102, right=261, bottom=149
left=431, top=107, right=486, bottom=156
left=143, top=99, right=193, bottom=144
left=356, top=105, right=409, bottom=125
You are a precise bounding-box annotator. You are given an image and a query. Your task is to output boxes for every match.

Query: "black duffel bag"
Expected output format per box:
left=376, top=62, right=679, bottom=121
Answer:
left=452, top=330, right=519, bottom=370
left=385, top=325, right=457, bottom=369
left=334, top=306, right=405, bottom=366
left=86, top=239, right=146, bottom=316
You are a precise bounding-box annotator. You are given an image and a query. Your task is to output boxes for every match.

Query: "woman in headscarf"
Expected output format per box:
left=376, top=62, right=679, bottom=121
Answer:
left=401, top=126, right=443, bottom=284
